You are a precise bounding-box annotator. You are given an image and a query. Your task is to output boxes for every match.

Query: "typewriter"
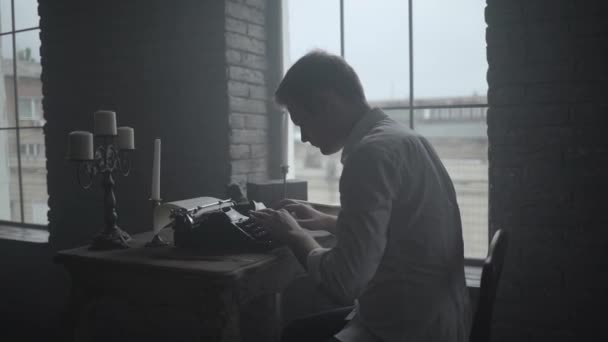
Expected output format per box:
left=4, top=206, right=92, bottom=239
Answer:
left=166, top=197, right=280, bottom=252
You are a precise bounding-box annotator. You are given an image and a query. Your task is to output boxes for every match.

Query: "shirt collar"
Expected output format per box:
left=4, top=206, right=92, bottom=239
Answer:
left=340, top=108, right=388, bottom=164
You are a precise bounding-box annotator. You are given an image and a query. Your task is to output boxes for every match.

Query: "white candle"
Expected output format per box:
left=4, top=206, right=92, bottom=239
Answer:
left=151, top=139, right=161, bottom=200
left=94, top=110, right=117, bottom=136
left=67, top=131, right=94, bottom=160
left=117, top=126, right=135, bottom=150
left=280, top=112, right=289, bottom=166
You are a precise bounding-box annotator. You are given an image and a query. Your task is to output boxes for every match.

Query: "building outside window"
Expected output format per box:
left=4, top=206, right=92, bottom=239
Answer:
left=283, top=0, right=489, bottom=259
left=18, top=96, right=42, bottom=121
left=0, top=0, right=46, bottom=225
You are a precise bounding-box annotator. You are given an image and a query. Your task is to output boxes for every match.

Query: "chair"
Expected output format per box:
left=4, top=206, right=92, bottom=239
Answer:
left=470, top=229, right=509, bottom=342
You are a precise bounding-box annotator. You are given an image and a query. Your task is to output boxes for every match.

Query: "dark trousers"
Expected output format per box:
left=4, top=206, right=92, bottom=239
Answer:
left=281, top=306, right=355, bottom=342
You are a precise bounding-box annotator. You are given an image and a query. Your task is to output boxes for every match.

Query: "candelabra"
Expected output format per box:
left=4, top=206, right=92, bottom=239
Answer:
left=75, top=140, right=133, bottom=250
left=68, top=110, right=135, bottom=250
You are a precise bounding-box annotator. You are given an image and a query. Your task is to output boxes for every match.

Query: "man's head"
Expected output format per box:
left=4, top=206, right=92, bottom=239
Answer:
left=275, top=50, right=369, bottom=155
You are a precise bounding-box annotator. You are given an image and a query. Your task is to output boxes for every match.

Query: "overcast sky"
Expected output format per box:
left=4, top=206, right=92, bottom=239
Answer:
left=284, top=0, right=488, bottom=101
left=0, top=0, right=40, bottom=62
left=0, top=0, right=487, bottom=100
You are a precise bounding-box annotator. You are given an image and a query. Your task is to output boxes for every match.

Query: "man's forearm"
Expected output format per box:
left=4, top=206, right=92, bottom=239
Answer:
left=286, top=230, right=322, bottom=270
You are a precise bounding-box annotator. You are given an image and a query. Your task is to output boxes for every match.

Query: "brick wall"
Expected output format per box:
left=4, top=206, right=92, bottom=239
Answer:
left=1, top=1, right=283, bottom=339
left=41, top=0, right=233, bottom=249
left=486, top=0, right=608, bottom=340
left=225, top=0, right=282, bottom=190
left=41, top=0, right=283, bottom=248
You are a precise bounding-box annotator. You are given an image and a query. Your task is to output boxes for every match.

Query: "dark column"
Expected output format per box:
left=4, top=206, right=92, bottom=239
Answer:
left=486, top=0, right=608, bottom=340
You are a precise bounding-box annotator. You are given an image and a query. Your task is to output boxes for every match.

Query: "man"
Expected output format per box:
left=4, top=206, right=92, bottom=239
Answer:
left=250, top=51, right=471, bottom=342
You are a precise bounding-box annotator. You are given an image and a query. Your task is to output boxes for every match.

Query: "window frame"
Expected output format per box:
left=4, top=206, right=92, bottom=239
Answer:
left=283, top=0, right=489, bottom=263
left=0, top=0, right=44, bottom=227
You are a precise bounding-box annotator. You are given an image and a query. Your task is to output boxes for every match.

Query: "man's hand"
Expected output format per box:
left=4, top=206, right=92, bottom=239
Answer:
left=250, top=207, right=321, bottom=269
left=272, top=199, right=337, bottom=234
left=249, top=208, right=302, bottom=244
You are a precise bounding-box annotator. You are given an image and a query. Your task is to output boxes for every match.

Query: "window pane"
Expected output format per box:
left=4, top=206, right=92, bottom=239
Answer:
left=380, top=105, right=409, bottom=126
left=413, top=0, right=487, bottom=101
left=0, top=129, right=22, bottom=221
left=0, top=34, right=15, bottom=128
left=20, top=127, right=47, bottom=224
left=384, top=107, right=489, bottom=259
left=344, top=0, right=409, bottom=102
left=283, top=0, right=340, bottom=68
left=16, top=29, right=42, bottom=126
left=284, top=0, right=341, bottom=183
left=293, top=129, right=341, bottom=205
left=14, top=0, right=38, bottom=31
left=0, top=0, right=11, bottom=33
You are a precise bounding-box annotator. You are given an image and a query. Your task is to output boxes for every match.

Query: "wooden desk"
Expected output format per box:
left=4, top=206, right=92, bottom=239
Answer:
left=55, top=231, right=312, bottom=342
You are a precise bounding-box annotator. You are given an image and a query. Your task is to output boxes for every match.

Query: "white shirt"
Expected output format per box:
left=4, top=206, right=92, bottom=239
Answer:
left=307, top=109, right=471, bottom=342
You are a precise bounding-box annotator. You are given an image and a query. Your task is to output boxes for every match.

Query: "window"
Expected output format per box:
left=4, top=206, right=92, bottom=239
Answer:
left=0, top=0, right=46, bottom=226
left=19, top=143, right=43, bottom=158
left=18, top=96, right=41, bottom=121
left=283, top=0, right=488, bottom=259
left=18, top=98, right=31, bottom=119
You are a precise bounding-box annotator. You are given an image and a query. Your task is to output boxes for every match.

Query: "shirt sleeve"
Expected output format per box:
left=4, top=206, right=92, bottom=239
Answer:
left=307, top=247, right=331, bottom=283
left=308, top=145, right=402, bottom=304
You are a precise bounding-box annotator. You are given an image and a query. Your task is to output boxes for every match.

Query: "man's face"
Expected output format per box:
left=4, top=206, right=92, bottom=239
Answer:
left=287, top=103, right=344, bottom=155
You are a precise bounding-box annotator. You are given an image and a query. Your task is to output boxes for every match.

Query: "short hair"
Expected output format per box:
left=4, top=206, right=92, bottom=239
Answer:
left=275, top=50, right=367, bottom=111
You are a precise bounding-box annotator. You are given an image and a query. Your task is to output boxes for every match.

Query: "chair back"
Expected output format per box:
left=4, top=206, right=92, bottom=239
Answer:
left=469, top=229, right=508, bottom=342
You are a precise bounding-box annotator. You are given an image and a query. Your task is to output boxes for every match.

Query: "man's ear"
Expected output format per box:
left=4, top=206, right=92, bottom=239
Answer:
left=314, top=90, right=338, bottom=114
